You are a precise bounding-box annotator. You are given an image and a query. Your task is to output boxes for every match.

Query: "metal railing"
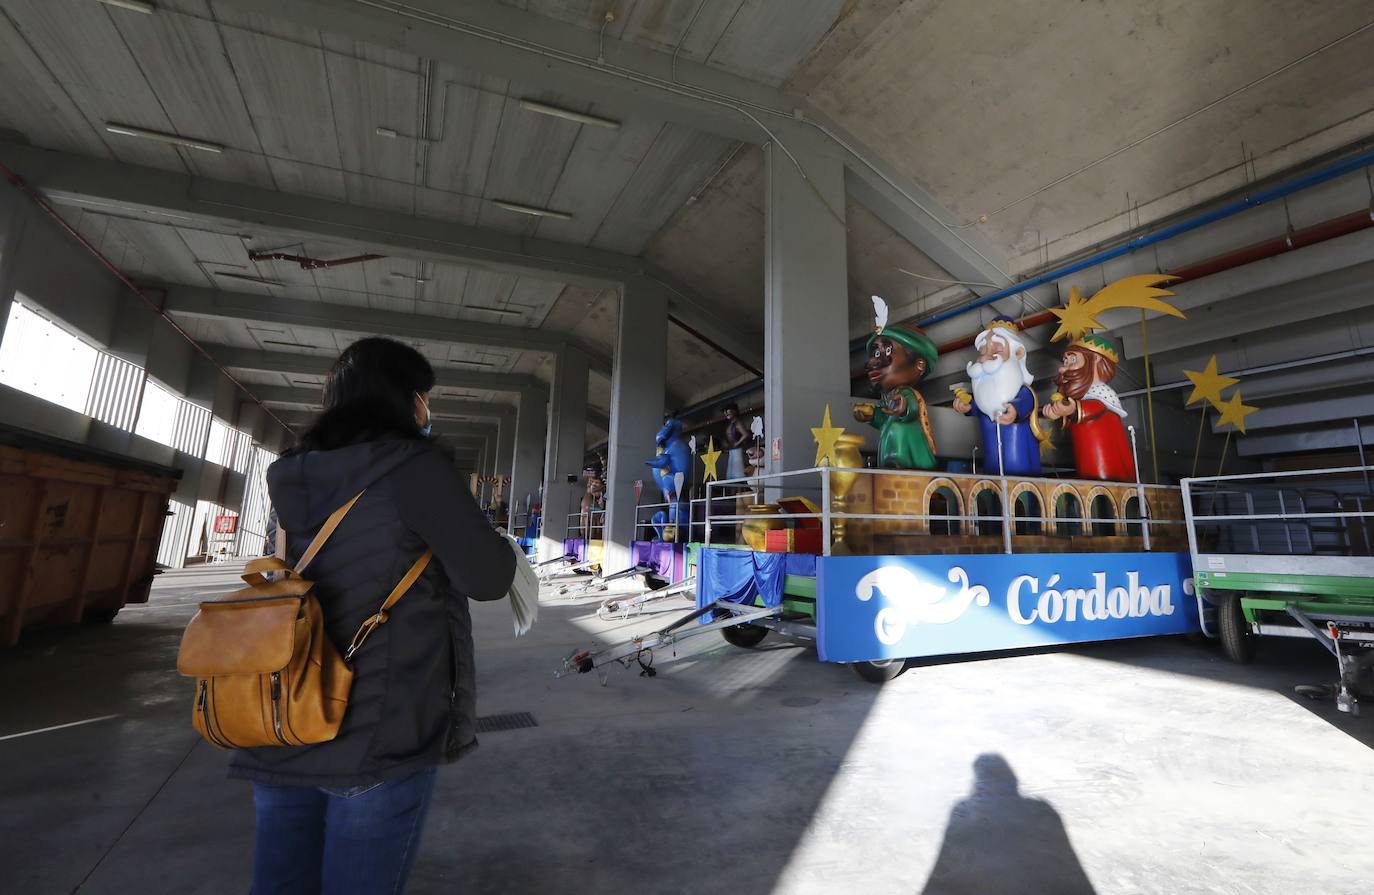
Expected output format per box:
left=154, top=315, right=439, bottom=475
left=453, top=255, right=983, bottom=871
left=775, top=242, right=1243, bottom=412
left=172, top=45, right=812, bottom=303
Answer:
left=566, top=507, right=605, bottom=540
left=704, top=464, right=1180, bottom=557
left=1182, top=465, right=1374, bottom=560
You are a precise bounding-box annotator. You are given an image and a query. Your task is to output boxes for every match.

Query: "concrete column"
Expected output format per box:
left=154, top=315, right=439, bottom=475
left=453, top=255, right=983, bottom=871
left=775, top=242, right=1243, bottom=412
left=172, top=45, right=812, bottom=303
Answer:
left=539, top=347, right=589, bottom=560
left=604, top=281, right=668, bottom=573
left=763, top=139, right=850, bottom=476
left=493, top=417, right=515, bottom=523
left=509, top=387, right=548, bottom=531
left=0, top=190, right=30, bottom=345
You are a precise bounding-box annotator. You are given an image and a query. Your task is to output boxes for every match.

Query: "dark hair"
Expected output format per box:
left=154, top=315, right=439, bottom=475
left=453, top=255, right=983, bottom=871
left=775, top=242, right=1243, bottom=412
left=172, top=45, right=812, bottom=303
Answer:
left=723, top=403, right=739, bottom=414
left=290, top=338, right=436, bottom=453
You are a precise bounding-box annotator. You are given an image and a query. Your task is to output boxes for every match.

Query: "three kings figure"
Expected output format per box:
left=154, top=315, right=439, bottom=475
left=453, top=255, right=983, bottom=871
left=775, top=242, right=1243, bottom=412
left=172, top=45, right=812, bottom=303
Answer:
left=952, top=316, right=1049, bottom=476
left=854, top=319, right=939, bottom=470
left=1042, top=333, right=1135, bottom=481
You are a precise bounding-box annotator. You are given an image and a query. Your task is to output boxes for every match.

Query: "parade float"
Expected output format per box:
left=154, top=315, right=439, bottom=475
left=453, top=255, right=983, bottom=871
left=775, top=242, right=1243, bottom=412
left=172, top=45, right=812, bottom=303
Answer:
left=557, top=276, right=1195, bottom=681
left=557, top=277, right=1369, bottom=708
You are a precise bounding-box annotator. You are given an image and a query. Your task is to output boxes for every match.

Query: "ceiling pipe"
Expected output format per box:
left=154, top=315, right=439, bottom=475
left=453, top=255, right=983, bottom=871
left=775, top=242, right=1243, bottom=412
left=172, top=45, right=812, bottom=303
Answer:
left=887, top=145, right=1374, bottom=338
left=926, top=205, right=1374, bottom=358
left=0, top=160, right=295, bottom=435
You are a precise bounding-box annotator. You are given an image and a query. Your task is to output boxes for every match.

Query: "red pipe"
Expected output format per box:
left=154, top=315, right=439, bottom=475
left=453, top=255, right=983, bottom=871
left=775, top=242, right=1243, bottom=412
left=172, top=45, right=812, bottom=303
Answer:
left=853, top=205, right=1374, bottom=380
left=0, top=162, right=295, bottom=435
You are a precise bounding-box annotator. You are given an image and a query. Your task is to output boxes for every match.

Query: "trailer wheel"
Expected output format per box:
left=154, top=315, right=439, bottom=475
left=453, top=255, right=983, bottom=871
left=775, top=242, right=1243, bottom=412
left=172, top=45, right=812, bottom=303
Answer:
left=83, top=607, right=120, bottom=624
left=852, top=659, right=907, bottom=684
left=1217, top=594, right=1254, bottom=664
left=721, top=623, right=768, bottom=648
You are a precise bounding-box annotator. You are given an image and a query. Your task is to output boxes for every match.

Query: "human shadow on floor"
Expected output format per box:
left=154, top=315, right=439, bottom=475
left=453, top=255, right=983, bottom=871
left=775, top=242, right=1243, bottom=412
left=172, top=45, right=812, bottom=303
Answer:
left=919, top=753, right=1096, bottom=895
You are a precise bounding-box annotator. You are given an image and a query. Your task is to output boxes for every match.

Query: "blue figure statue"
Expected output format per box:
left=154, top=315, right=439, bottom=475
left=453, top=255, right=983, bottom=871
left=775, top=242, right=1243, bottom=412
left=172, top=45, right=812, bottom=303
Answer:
left=644, top=416, right=691, bottom=542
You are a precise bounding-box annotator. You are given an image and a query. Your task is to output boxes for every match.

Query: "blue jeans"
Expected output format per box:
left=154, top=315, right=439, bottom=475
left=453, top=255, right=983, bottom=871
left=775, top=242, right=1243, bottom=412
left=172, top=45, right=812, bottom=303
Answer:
left=251, top=766, right=438, bottom=895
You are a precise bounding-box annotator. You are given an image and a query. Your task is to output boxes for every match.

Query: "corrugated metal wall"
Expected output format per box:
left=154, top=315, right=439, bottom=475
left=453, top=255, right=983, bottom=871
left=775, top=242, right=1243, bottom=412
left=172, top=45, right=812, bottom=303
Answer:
left=4, top=298, right=280, bottom=569
left=84, top=352, right=144, bottom=431
left=237, top=445, right=277, bottom=558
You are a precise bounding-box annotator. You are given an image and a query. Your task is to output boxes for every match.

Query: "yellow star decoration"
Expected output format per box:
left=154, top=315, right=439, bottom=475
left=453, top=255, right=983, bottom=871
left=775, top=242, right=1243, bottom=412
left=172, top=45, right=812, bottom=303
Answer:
left=1182, top=356, right=1239, bottom=410
left=811, top=404, right=845, bottom=468
left=700, top=436, right=722, bottom=483
left=1049, top=274, right=1185, bottom=342
left=1215, top=389, right=1258, bottom=434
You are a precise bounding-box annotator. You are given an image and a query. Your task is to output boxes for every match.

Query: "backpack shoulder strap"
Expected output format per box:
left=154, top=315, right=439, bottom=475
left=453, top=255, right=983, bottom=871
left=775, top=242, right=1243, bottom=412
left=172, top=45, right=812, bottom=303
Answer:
left=295, top=491, right=366, bottom=574
left=344, top=550, right=433, bottom=662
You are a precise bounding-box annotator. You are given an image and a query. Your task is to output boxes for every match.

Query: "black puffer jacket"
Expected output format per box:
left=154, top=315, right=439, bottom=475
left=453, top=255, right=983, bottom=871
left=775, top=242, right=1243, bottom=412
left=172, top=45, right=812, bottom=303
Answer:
left=228, top=436, right=515, bottom=787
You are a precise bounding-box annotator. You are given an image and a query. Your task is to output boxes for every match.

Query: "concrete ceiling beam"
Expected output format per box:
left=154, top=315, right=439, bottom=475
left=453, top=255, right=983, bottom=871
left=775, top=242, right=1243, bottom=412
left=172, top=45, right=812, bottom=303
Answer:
left=203, top=344, right=549, bottom=395
left=210, top=0, right=777, bottom=144
left=0, top=141, right=759, bottom=364
left=844, top=153, right=1013, bottom=300
left=1236, top=425, right=1372, bottom=457
left=203, top=0, right=986, bottom=347
left=160, top=284, right=614, bottom=374
left=1213, top=389, right=1374, bottom=434
left=0, top=141, right=634, bottom=289
left=253, top=385, right=516, bottom=419
left=273, top=408, right=495, bottom=440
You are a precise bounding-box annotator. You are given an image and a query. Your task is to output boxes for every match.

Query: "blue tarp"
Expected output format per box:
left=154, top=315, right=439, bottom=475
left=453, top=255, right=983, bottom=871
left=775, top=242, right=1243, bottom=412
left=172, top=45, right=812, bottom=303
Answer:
left=697, top=548, right=789, bottom=614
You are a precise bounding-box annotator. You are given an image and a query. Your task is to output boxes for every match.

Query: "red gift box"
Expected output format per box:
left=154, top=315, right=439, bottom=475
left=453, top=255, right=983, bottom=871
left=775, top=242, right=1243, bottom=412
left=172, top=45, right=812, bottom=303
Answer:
left=764, top=528, right=823, bottom=554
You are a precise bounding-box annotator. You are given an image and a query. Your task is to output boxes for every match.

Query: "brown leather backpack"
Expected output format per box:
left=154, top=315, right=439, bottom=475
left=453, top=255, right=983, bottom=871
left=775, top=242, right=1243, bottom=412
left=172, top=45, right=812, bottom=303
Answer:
left=176, top=491, right=431, bottom=748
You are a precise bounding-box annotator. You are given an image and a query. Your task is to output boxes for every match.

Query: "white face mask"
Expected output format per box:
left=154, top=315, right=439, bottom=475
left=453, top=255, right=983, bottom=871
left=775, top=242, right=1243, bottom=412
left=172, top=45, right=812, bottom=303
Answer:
left=415, top=392, right=432, bottom=437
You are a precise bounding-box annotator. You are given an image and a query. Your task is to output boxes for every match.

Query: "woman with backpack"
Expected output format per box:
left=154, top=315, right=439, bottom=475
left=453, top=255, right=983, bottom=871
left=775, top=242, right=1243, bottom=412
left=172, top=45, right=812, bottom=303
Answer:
left=231, top=337, right=517, bottom=893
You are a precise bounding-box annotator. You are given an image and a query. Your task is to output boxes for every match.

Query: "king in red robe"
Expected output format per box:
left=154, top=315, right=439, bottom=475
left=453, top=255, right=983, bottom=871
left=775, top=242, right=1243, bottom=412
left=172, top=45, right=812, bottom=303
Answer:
left=1042, top=334, right=1136, bottom=481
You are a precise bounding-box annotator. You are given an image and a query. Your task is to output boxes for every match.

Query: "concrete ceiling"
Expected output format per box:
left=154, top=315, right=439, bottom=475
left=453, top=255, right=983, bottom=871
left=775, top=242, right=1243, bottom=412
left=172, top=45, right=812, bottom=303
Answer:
left=2, top=0, right=1373, bottom=459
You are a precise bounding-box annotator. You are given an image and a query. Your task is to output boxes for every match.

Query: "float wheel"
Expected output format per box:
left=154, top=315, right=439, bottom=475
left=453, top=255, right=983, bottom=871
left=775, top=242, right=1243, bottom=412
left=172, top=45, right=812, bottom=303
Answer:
left=721, top=623, right=768, bottom=648
left=852, top=659, right=907, bottom=684
left=1218, top=594, right=1255, bottom=664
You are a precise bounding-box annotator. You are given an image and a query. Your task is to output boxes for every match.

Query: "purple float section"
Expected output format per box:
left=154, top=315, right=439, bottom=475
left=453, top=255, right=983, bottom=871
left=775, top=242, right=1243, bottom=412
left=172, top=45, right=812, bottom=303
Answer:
left=630, top=540, right=685, bottom=579
left=816, top=552, right=1199, bottom=664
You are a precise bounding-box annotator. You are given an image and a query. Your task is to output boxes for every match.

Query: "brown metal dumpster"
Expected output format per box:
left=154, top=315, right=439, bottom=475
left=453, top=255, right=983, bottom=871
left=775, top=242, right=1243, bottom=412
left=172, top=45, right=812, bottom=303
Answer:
left=0, top=425, right=181, bottom=645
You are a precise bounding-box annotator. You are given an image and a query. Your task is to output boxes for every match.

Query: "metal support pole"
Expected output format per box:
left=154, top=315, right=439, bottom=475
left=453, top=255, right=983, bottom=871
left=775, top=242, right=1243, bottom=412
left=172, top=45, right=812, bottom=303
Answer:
left=997, top=424, right=1012, bottom=554
left=704, top=481, right=713, bottom=547
left=1355, top=419, right=1369, bottom=494
left=1129, top=425, right=1151, bottom=550
left=822, top=465, right=833, bottom=557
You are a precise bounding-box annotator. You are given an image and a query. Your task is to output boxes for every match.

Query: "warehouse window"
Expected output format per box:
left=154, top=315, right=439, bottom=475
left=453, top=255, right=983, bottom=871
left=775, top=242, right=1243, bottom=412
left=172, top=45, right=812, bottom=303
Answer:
left=0, top=299, right=98, bottom=413
left=205, top=418, right=253, bottom=472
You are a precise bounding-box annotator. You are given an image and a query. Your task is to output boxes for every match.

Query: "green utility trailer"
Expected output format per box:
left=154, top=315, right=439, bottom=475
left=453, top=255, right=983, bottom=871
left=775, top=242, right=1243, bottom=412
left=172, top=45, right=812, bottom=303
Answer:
left=1184, top=468, right=1374, bottom=715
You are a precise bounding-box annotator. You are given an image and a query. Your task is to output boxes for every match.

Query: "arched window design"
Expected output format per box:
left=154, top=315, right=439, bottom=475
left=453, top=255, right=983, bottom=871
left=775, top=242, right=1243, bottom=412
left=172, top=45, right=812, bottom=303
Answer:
left=1123, top=495, right=1146, bottom=537
left=1054, top=490, right=1083, bottom=537
left=928, top=485, right=963, bottom=536
left=1090, top=493, right=1116, bottom=537
left=974, top=487, right=1003, bottom=537
left=1015, top=489, right=1043, bottom=536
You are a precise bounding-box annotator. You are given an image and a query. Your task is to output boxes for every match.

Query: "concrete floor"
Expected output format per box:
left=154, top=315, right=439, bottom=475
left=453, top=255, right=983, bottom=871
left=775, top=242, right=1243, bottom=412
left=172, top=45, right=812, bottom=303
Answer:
left=2, top=562, right=1373, bottom=895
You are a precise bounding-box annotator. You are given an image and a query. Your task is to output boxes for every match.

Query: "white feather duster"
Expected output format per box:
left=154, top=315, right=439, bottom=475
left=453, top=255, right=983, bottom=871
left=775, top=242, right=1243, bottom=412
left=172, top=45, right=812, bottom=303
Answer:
left=871, top=295, right=889, bottom=332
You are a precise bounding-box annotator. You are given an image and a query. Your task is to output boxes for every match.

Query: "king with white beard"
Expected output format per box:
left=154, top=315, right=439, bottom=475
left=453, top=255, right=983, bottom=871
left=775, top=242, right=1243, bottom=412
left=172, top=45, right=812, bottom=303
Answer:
left=952, top=316, right=1044, bottom=476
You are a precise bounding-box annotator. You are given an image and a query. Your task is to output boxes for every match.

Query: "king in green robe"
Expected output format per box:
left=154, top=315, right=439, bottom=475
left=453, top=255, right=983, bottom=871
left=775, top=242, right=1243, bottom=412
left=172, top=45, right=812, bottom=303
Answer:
left=854, top=322, right=939, bottom=470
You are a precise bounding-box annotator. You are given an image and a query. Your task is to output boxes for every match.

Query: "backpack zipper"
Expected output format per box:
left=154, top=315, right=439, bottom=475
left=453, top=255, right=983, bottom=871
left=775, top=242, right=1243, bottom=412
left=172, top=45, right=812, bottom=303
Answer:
left=270, top=672, right=288, bottom=745
left=198, top=680, right=229, bottom=748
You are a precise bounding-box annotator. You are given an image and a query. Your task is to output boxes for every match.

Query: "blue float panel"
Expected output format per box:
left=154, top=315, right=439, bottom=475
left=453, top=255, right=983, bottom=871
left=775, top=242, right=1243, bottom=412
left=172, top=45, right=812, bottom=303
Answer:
left=815, top=552, right=1199, bottom=663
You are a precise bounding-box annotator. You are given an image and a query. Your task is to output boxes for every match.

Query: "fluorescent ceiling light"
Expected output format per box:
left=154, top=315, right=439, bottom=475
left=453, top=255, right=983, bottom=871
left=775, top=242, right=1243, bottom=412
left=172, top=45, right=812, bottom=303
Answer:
left=375, top=126, right=399, bottom=138
left=450, top=359, right=497, bottom=368
left=105, top=122, right=222, bottom=153
left=96, top=0, right=155, bottom=12
left=467, top=305, right=523, bottom=317
left=519, top=99, right=620, bottom=130
left=492, top=199, right=572, bottom=221
left=262, top=340, right=314, bottom=349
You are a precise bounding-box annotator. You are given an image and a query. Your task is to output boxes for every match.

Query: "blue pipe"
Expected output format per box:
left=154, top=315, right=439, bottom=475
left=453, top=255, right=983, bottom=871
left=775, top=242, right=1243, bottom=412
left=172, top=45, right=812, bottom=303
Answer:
left=902, top=146, right=1374, bottom=334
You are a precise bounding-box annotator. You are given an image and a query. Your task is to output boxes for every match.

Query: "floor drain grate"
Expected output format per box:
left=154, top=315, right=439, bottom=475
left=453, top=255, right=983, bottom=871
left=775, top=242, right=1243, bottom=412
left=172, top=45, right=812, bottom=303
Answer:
left=475, top=712, right=538, bottom=733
